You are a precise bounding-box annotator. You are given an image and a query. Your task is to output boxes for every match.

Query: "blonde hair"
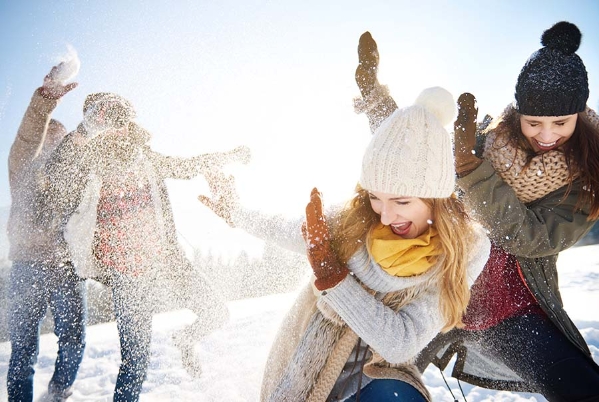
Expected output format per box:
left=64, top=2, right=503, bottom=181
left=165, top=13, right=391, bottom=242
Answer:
left=330, top=185, right=475, bottom=332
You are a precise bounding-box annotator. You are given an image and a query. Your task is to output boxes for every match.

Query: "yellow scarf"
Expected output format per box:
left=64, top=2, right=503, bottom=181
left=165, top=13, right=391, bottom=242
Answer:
left=369, top=224, right=441, bottom=277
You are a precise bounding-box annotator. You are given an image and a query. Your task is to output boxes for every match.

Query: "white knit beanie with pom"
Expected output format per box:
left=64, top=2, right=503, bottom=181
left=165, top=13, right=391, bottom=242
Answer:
left=359, top=86, right=456, bottom=198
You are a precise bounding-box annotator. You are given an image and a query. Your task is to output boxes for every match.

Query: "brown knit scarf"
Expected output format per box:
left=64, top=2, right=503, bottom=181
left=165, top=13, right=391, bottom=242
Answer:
left=483, top=130, right=575, bottom=204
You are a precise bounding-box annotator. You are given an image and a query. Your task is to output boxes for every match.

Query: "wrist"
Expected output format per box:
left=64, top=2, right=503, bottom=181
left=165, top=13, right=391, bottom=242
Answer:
left=313, top=267, right=349, bottom=291
left=456, top=157, right=482, bottom=178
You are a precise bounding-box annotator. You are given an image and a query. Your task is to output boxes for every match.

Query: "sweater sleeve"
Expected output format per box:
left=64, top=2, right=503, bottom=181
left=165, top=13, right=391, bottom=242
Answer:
left=147, top=147, right=249, bottom=181
left=145, top=149, right=201, bottom=180
left=231, top=207, right=308, bottom=255
left=8, top=89, right=59, bottom=188
left=321, top=275, right=445, bottom=364
left=458, top=160, right=594, bottom=258
left=319, top=226, right=490, bottom=365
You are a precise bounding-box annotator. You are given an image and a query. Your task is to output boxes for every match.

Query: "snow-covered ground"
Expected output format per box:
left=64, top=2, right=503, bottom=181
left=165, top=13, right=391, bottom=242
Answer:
left=1, top=244, right=598, bottom=402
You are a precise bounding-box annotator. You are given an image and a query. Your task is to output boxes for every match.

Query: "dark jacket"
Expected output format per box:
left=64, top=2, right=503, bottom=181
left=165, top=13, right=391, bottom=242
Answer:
left=416, top=159, right=596, bottom=391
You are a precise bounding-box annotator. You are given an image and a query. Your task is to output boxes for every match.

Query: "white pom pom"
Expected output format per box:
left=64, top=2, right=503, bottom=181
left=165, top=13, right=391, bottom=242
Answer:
left=414, top=86, right=455, bottom=127
left=51, top=44, right=81, bottom=84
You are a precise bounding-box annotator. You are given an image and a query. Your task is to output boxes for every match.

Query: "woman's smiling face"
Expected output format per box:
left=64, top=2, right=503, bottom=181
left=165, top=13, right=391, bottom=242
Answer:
left=519, top=114, right=578, bottom=153
left=368, top=191, right=433, bottom=239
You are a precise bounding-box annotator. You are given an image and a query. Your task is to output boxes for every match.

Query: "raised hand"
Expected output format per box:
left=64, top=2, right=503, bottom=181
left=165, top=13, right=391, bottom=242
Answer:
left=353, top=31, right=398, bottom=134
left=198, top=170, right=238, bottom=227
left=39, top=62, right=79, bottom=100
left=355, top=31, right=380, bottom=100
left=303, top=188, right=349, bottom=291
left=454, top=93, right=482, bottom=177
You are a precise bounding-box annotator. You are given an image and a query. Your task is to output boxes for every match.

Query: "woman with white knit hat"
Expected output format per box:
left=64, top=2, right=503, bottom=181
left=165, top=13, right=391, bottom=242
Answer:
left=198, top=87, right=490, bottom=401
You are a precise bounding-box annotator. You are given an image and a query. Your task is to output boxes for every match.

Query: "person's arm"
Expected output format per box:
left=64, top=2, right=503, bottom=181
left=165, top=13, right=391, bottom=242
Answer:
left=148, top=145, right=250, bottom=180
left=322, top=275, right=445, bottom=364
left=8, top=63, right=77, bottom=187
left=321, top=226, right=489, bottom=364
left=198, top=170, right=307, bottom=254
left=8, top=90, right=59, bottom=186
left=353, top=31, right=398, bottom=134
left=458, top=161, right=594, bottom=258
left=451, top=92, right=593, bottom=257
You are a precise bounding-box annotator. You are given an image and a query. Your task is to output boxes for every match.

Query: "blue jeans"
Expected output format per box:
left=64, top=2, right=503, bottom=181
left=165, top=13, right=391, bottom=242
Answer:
left=111, top=271, right=153, bottom=402
left=346, top=379, right=426, bottom=402
left=7, top=261, right=86, bottom=402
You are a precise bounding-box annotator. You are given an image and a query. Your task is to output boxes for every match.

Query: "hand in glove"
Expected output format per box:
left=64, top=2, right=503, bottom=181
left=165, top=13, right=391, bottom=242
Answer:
left=454, top=93, right=482, bottom=177
left=39, top=62, right=78, bottom=100
left=303, top=188, right=349, bottom=291
left=198, top=171, right=239, bottom=227
left=354, top=31, right=398, bottom=134
left=355, top=31, right=380, bottom=100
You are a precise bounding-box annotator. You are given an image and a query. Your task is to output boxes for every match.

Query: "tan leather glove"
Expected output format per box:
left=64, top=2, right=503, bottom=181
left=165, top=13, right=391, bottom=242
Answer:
left=303, top=188, right=349, bottom=291
left=354, top=31, right=398, bottom=134
left=198, top=171, right=238, bottom=227
left=454, top=93, right=482, bottom=177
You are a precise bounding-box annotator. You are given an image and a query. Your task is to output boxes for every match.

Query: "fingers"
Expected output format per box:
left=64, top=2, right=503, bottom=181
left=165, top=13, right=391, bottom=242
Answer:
left=234, top=145, right=251, bottom=164
left=301, top=221, right=307, bottom=241
left=355, top=31, right=382, bottom=102
left=455, top=93, right=478, bottom=132
left=309, top=187, right=323, bottom=217
left=197, top=195, right=215, bottom=210
left=39, top=81, right=79, bottom=100
left=198, top=194, right=234, bottom=226
left=204, top=170, right=230, bottom=195
left=44, top=63, right=62, bottom=81
left=305, top=188, right=327, bottom=243
left=358, top=31, right=379, bottom=69
left=64, top=82, right=79, bottom=94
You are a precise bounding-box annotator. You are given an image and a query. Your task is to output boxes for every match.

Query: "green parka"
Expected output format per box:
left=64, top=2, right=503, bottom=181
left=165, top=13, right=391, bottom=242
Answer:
left=416, top=158, right=596, bottom=391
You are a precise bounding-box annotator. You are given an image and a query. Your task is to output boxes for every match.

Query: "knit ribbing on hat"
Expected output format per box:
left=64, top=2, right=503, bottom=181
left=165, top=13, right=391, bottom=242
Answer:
left=515, top=21, right=589, bottom=116
left=359, top=87, right=456, bottom=198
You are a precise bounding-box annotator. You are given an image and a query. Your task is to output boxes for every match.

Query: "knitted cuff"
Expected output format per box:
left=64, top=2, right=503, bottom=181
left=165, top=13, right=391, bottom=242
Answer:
left=353, top=84, right=390, bottom=115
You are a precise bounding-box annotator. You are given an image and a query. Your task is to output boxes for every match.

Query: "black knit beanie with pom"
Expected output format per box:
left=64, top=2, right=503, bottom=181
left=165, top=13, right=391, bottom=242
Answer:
left=515, top=21, right=589, bottom=116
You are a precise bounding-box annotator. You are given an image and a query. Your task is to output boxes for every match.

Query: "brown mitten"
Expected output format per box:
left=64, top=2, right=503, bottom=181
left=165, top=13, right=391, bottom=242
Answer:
left=353, top=31, right=398, bottom=134
left=454, top=93, right=482, bottom=177
left=303, top=188, right=349, bottom=291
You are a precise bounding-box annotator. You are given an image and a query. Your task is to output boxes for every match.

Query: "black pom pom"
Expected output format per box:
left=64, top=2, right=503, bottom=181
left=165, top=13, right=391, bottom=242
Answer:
left=541, top=21, right=582, bottom=54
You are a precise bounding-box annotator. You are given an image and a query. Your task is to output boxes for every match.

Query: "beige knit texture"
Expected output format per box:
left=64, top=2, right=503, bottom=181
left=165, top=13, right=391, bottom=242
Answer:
left=483, top=130, right=573, bottom=203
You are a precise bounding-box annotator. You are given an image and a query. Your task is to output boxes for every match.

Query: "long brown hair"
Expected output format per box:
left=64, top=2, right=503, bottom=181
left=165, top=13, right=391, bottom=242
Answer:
left=490, top=106, right=599, bottom=220
left=329, top=185, right=475, bottom=332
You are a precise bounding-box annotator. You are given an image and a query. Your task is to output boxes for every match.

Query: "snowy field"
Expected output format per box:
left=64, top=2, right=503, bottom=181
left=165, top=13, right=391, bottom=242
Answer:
left=0, top=244, right=598, bottom=402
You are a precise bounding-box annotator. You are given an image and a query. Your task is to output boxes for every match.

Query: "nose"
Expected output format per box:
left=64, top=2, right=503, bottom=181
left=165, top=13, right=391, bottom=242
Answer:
left=379, top=205, right=394, bottom=226
left=538, top=126, right=554, bottom=142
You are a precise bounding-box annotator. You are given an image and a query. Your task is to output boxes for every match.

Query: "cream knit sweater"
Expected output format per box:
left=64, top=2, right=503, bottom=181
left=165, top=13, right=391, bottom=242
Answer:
left=232, top=206, right=490, bottom=401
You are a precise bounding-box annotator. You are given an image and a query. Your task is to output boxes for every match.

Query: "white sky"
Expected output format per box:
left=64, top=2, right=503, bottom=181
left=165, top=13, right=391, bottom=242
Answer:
left=1, top=0, right=598, bottom=255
